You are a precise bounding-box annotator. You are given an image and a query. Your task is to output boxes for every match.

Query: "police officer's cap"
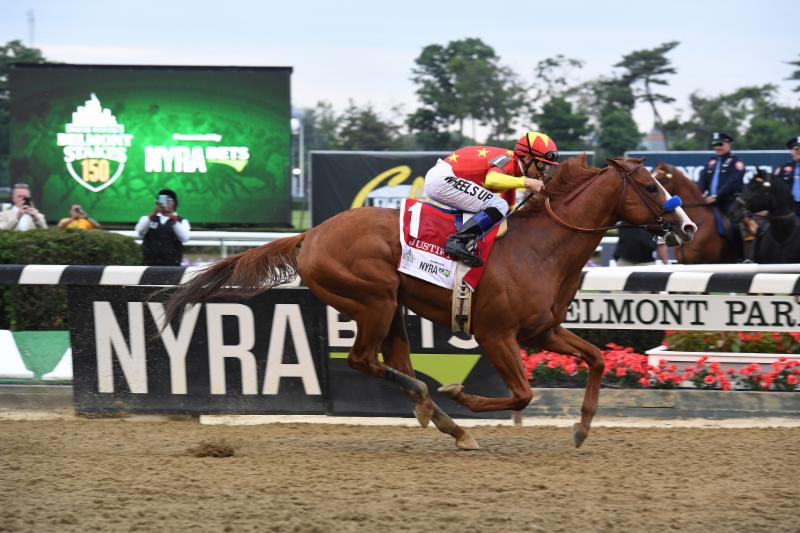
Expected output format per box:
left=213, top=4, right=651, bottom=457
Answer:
left=787, top=136, right=800, bottom=150
left=710, top=132, right=733, bottom=146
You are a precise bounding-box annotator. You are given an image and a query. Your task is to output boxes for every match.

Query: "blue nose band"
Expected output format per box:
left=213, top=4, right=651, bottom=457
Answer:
left=662, top=195, right=682, bottom=212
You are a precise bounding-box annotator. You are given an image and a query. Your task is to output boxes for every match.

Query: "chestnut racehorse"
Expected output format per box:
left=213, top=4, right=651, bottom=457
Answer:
left=653, top=163, right=739, bottom=263
left=164, top=156, right=696, bottom=450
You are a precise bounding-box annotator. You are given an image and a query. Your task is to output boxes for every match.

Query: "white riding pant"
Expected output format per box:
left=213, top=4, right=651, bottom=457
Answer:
left=424, top=159, right=509, bottom=215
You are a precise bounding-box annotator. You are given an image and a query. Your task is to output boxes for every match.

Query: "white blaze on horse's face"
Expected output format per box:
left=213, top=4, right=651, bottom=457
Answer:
left=649, top=170, right=697, bottom=242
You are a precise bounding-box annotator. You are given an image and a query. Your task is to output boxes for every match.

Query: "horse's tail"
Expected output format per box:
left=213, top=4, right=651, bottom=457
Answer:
left=162, top=233, right=306, bottom=327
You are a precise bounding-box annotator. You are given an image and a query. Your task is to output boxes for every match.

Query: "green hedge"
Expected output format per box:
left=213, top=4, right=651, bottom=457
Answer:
left=0, top=230, right=141, bottom=330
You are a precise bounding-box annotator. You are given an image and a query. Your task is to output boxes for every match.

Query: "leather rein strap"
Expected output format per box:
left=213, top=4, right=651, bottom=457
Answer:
left=543, top=161, right=671, bottom=235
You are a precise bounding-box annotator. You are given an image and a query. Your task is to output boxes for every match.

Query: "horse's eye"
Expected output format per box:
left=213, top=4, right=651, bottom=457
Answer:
left=645, top=184, right=658, bottom=193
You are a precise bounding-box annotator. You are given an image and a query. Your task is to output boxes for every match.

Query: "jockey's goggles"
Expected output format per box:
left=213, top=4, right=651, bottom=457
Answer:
left=533, top=150, right=560, bottom=166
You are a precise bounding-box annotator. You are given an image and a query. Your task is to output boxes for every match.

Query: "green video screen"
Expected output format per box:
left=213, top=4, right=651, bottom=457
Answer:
left=10, top=64, right=292, bottom=225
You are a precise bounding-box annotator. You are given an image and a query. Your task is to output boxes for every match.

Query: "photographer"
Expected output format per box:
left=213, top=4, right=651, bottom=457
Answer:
left=0, top=183, right=48, bottom=231
left=134, top=189, right=191, bottom=266
left=57, top=204, right=101, bottom=230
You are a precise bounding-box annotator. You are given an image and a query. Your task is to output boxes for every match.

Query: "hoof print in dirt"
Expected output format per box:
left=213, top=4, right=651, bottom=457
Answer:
left=187, top=441, right=235, bottom=458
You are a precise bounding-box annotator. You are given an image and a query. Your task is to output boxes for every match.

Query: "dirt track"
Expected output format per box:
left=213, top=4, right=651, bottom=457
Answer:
left=1, top=418, right=799, bottom=532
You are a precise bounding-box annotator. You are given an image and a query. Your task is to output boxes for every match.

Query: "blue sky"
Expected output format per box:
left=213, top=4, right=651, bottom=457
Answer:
left=1, top=0, right=796, bottom=135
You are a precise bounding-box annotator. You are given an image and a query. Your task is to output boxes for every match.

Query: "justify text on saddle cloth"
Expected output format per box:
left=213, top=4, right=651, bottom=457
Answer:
left=424, top=159, right=511, bottom=214
left=397, top=198, right=500, bottom=290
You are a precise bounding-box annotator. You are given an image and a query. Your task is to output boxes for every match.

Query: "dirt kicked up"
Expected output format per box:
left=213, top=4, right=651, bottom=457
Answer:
left=1, top=418, right=799, bottom=533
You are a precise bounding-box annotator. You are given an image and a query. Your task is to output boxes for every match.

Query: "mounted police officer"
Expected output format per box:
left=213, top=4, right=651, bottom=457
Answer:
left=697, top=132, right=746, bottom=213
left=697, top=132, right=752, bottom=259
left=773, top=135, right=800, bottom=215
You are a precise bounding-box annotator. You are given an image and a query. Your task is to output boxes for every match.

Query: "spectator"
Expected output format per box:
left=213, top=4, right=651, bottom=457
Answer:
left=57, top=204, right=101, bottom=230
left=774, top=135, right=800, bottom=215
left=0, top=183, right=48, bottom=231
left=134, top=188, right=190, bottom=266
left=613, top=227, right=670, bottom=266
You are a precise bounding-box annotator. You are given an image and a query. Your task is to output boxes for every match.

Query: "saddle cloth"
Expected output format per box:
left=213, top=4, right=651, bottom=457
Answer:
left=397, top=198, right=500, bottom=290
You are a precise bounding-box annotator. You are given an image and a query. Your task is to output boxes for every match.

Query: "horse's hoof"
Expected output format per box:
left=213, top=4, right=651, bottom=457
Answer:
left=456, top=433, right=480, bottom=451
left=413, top=402, right=433, bottom=429
left=438, top=383, right=464, bottom=400
left=572, top=423, right=587, bottom=448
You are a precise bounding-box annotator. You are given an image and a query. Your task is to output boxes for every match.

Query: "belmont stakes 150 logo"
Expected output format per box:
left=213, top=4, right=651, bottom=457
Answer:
left=56, top=94, right=133, bottom=192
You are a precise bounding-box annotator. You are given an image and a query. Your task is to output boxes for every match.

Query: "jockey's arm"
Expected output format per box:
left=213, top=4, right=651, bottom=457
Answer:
left=484, top=170, right=525, bottom=191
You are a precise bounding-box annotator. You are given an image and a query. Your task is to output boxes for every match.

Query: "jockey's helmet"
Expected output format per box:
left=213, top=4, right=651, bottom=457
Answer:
left=514, top=131, right=560, bottom=166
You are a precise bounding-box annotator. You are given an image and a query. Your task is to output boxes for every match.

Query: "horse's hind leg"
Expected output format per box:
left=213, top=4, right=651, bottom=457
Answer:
left=539, top=326, right=604, bottom=448
left=381, top=307, right=478, bottom=450
left=378, top=306, right=433, bottom=427
left=342, top=298, right=434, bottom=429
left=439, top=333, right=533, bottom=413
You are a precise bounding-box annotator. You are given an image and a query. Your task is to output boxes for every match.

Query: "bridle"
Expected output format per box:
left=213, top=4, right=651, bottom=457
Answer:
left=543, top=158, right=678, bottom=236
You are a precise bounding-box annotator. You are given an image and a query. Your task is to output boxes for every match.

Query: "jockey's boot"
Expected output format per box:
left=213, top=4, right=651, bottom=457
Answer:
left=445, top=208, right=503, bottom=267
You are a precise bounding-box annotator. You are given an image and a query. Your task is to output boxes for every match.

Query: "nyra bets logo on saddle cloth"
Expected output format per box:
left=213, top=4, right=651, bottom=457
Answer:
left=56, top=94, right=133, bottom=192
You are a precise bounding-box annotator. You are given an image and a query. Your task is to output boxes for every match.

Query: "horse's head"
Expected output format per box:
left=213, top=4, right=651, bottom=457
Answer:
left=607, top=158, right=697, bottom=246
left=652, top=162, right=706, bottom=202
left=736, top=167, right=780, bottom=215
left=652, top=162, right=677, bottom=195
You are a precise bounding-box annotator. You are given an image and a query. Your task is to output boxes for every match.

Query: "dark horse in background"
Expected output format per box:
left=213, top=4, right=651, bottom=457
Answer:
left=728, top=169, right=800, bottom=263
left=653, top=163, right=742, bottom=263
left=163, top=156, right=696, bottom=450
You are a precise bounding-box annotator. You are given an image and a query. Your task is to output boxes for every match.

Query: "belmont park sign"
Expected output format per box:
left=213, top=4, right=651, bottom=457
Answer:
left=566, top=294, right=800, bottom=331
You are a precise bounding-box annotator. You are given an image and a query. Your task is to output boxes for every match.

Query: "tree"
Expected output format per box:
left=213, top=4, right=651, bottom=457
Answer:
left=533, top=96, right=590, bottom=150
left=597, top=107, right=642, bottom=157
left=301, top=101, right=341, bottom=151
left=787, top=54, right=800, bottom=92
left=300, top=100, right=403, bottom=151
left=530, top=55, right=584, bottom=103
left=615, top=41, right=679, bottom=148
left=337, top=100, right=399, bottom=151
left=0, top=40, right=46, bottom=186
left=408, top=38, right=524, bottom=145
left=576, top=76, right=640, bottom=157
left=664, top=85, right=800, bottom=150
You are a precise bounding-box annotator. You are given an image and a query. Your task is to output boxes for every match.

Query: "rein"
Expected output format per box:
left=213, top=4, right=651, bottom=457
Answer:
left=541, top=161, right=672, bottom=236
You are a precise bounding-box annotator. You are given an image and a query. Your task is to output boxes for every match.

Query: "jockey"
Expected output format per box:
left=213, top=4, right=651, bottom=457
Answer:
left=424, top=131, right=559, bottom=267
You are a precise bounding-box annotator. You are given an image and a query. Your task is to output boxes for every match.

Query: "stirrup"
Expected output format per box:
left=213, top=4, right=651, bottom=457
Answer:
left=445, top=243, right=483, bottom=267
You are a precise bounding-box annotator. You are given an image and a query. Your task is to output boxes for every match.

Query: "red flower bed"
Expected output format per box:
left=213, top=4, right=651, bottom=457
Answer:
left=520, top=345, right=800, bottom=391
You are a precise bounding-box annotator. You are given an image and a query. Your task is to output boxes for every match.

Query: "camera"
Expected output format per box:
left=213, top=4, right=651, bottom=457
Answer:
left=22, top=197, right=32, bottom=207
left=157, top=194, right=169, bottom=206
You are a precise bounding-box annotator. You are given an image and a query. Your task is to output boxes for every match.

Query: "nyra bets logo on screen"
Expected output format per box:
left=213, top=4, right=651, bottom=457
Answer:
left=56, top=94, right=133, bottom=192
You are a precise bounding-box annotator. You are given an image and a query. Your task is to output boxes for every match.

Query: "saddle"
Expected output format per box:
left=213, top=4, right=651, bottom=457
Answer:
left=397, top=199, right=505, bottom=334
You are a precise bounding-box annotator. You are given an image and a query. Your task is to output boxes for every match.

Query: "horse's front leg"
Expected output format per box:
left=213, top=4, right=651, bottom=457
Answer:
left=439, top=333, right=533, bottom=412
left=539, top=325, right=605, bottom=448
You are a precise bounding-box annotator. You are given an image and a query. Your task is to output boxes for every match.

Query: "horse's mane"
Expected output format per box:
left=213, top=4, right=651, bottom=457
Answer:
left=517, top=154, right=604, bottom=216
